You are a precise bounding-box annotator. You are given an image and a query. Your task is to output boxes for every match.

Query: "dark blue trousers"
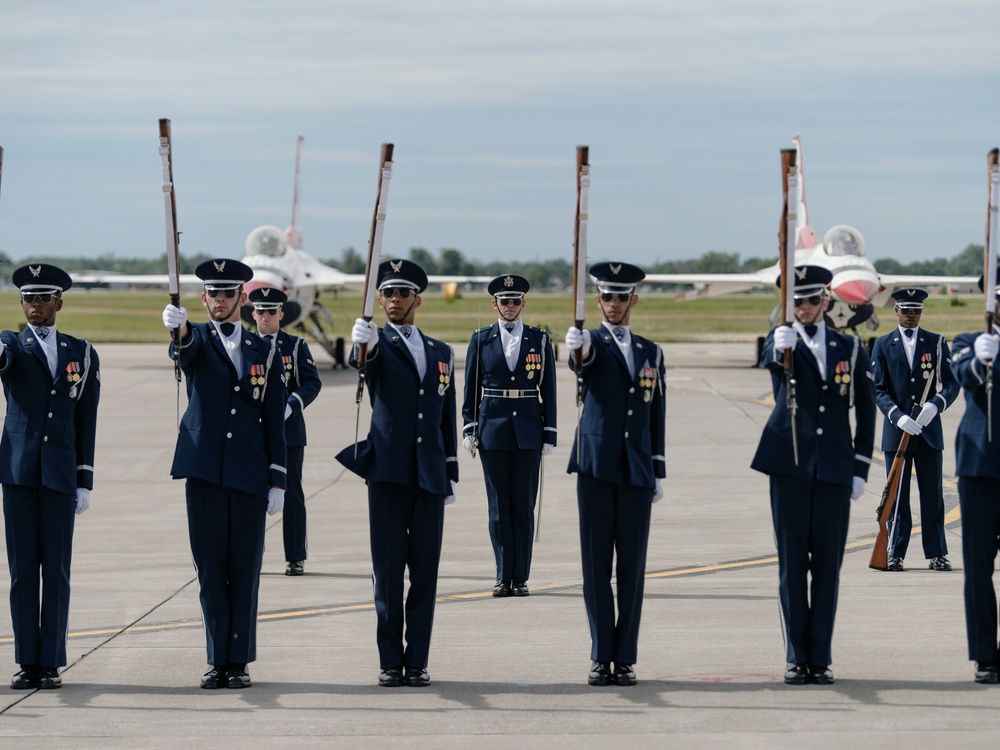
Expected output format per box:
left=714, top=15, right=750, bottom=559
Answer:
left=3, top=484, right=76, bottom=668
left=479, top=448, right=540, bottom=581
left=769, top=475, right=851, bottom=667
left=185, top=478, right=267, bottom=667
left=282, top=445, right=307, bottom=562
left=577, top=474, right=653, bottom=664
left=885, top=439, right=948, bottom=559
left=957, top=476, right=1000, bottom=663
left=368, top=481, right=446, bottom=670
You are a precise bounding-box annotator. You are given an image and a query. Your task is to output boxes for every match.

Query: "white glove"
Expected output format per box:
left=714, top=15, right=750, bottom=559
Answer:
left=974, top=332, right=1000, bottom=363
left=284, top=404, right=293, bottom=421
left=565, top=327, right=592, bottom=358
left=75, top=488, right=90, bottom=515
left=462, top=435, right=478, bottom=457
left=541, top=443, right=554, bottom=457
left=162, top=304, right=188, bottom=330
left=444, top=480, right=456, bottom=506
left=351, top=318, right=379, bottom=346
left=850, top=476, right=865, bottom=501
left=652, top=480, right=664, bottom=504
left=267, top=487, right=285, bottom=516
left=773, top=326, right=797, bottom=352
left=915, top=401, right=939, bottom=427
left=897, top=415, right=923, bottom=436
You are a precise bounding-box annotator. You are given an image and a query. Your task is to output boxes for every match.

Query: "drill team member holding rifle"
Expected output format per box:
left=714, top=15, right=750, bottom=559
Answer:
left=162, top=259, right=287, bottom=690
left=462, top=274, right=557, bottom=598
left=870, top=288, right=958, bottom=572
left=751, top=264, right=875, bottom=686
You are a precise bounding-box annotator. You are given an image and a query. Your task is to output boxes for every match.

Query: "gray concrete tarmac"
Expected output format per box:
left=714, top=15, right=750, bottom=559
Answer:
left=0, top=342, right=989, bottom=748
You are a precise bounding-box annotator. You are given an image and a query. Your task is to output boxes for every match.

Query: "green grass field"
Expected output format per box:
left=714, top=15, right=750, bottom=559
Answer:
left=0, top=289, right=989, bottom=345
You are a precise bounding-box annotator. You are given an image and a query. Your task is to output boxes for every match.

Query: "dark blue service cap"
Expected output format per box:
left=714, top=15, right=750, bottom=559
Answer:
left=488, top=274, right=530, bottom=298
left=377, top=259, right=428, bottom=293
left=195, top=258, right=254, bottom=287
left=12, top=263, right=73, bottom=293
left=589, top=261, right=645, bottom=292
left=890, top=288, right=928, bottom=308
left=776, top=265, right=833, bottom=296
left=977, top=268, right=1000, bottom=295
left=248, top=287, right=288, bottom=308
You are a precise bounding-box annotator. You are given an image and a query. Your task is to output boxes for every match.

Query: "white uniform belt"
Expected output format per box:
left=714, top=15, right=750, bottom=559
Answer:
left=482, top=388, right=538, bottom=399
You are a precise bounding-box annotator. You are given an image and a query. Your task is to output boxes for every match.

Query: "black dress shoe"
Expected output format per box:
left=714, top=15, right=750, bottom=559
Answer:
left=285, top=561, right=305, bottom=576
left=588, top=660, right=613, bottom=686
left=887, top=556, right=904, bottom=572
left=809, top=665, right=834, bottom=685
left=511, top=581, right=530, bottom=597
left=784, top=663, right=808, bottom=685
left=613, top=663, right=637, bottom=686
left=10, top=666, right=39, bottom=690
left=227, top=664, right=251, bottom=689
left=404, top=667, right=430, bottom=687
left=492, top=580, right=512, bottom=598
left=379, top=667, right=404, bottom=687
left=201, top=666, right=226, bottom=689
left=37, top=667, right=61, bottom=690
left=974, top=661, right=1000, bottom=684
left=928, top=556, right=952, bottom=572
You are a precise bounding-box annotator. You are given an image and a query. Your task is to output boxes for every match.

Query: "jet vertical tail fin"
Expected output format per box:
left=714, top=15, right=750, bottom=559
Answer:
left=285, top=135, right=305, bottom=250
left=792, top=135, right=820, bottom=250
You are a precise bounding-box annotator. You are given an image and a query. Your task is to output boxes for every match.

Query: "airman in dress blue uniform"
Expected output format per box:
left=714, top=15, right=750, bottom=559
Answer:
left=870, top=288, right=958, bottom=572
left=162, top=259, right=287, bottom=690
left=564, top=261, right=665, bottom=688
left=249, top=287, right=322, bottom=577
left=337, top=259, right=458, bottom=689
left=462, top=274, right=557, bottom=597
left=1, top=264, right=100, bottom=690
left=950, top=274, right=1000, bottom=684
left=751, top=265, right=875, bottom=686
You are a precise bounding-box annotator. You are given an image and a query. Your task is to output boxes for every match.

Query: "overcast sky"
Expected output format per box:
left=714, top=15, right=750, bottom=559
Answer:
left=2, top=0, right=1000, bottom=267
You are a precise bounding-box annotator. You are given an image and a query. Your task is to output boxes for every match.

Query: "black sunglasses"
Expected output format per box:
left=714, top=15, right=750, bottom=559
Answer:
left=21, top=293, right=56, bottom=304
left=497, top=298, right=522, bottom=307
left=254, top=308, right=280, bottom=316
left=794, top=295, right=823, bottom=307
left=897, top=307, right=922, bottom=315
left=381, top=288, right=413, bottom=299
left=206, top=289, right=238, bottom=299
left=601, top=292, right=632, bottom=302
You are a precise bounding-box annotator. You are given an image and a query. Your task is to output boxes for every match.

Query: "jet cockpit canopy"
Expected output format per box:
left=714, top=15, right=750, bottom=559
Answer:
left=245, top=225, right=288, bottom=258
left=823, top=225, right=866, bottom=257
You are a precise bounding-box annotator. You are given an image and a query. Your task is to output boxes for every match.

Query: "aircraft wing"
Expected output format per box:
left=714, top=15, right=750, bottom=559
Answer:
left=642, top=272, right=773, bottom=300
left=70, top=271, right=202, bottom=287
left=873, top=273, right=980, bottom=306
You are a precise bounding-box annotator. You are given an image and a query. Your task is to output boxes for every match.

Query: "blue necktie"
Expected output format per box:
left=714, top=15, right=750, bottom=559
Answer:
left=220, top=322, right=235, bottom=336
left=504, top=323, right=515, bottom=332
left=35, top=326, right=49, bottom=340
left=613, top=326, right=626, bottom=341
left=803, top=324, right=818, bottom=336
left=904, top=328, right=914, bottom=339
left=399, top=325, right=412, bottom=338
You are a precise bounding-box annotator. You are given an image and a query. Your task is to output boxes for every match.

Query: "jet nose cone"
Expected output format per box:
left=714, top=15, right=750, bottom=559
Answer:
left=832, top=276, right=880, bottom=305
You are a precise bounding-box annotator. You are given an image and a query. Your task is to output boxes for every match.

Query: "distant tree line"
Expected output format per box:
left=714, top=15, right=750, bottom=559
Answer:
left=0, top=242, right=986, bottom=289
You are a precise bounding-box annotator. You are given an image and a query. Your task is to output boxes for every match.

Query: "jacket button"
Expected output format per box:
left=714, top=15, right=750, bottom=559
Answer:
left=417, top=437, right=423, bottom=443
left=231, top=409, right=237, bottom=415
left=419, top=389, right=425, bottom=395
left=226, top=432, right=233, bottom=438
left=50, top=390, right=56, bottom=395
left=819, top=406, right=825, bottom=413
left=418, top=413, right=423, bottom=419
left=48, top=412, right=53, bottom=418
left=234, top=386, right=240, bottom=392
left=513, top=411, right=517, bottom=416
left=624, top=431, right=629, bottom=438
left=817, top=428, right=824, bottom=435
left=627, top=409, right=633, bottom=416
left=43, top=436, right=48, bottom=442
left=630, top=387, right=635, bottom=394
left=511, top=376, right=515, bottom=382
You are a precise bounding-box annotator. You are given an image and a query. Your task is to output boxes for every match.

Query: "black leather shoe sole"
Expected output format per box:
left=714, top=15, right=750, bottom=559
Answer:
left=37, top=669, right=61, bottom=690
left=974, top=671, right=1000, bottom=684
left=201, top=668, right=225, bottom=689
left=10, top=669, right=38, bottom=690
left=379, top=669, right=404, bottom=688
left=404, top=668, right=430, bottom=687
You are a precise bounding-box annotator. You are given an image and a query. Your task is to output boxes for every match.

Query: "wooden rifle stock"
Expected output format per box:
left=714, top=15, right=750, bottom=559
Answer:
left=158, top=119, right=182, bottom=385
left=778, top=148, right=799, bottom=464
left=869, top=374, right=935, bottom=569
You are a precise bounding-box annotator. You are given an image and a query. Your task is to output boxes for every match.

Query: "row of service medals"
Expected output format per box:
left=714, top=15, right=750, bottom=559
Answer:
left=639, top=362, right=656, bottom=403
left=525, top=352, right=542, bottom=380
left=66, top=361, right=81, bottom=399
left=833, top=360, right=851, bottom=397
left=249, top=363, right=266, bottom=401
left=438, top=361, right=451, bottom=396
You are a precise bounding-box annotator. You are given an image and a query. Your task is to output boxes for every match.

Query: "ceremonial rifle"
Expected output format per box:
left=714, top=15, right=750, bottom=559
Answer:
left=158, top=119, right=184, bottom=427
left=571, top=146, right=590, bottom=464
left=983, top=148, right=999, bottom=441
left=779, top=148, right=799, bottom=465
left=869, top=373, right=936, bottom=570
left=354, top=143, right=394, bottom=456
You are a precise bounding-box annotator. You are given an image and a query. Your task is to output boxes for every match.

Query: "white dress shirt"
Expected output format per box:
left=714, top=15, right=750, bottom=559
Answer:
left=497, top=318, right=523, bottom=372
left=389, top=322, right=426, bottom=380
left=28, top=324, right=59, bottom=379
